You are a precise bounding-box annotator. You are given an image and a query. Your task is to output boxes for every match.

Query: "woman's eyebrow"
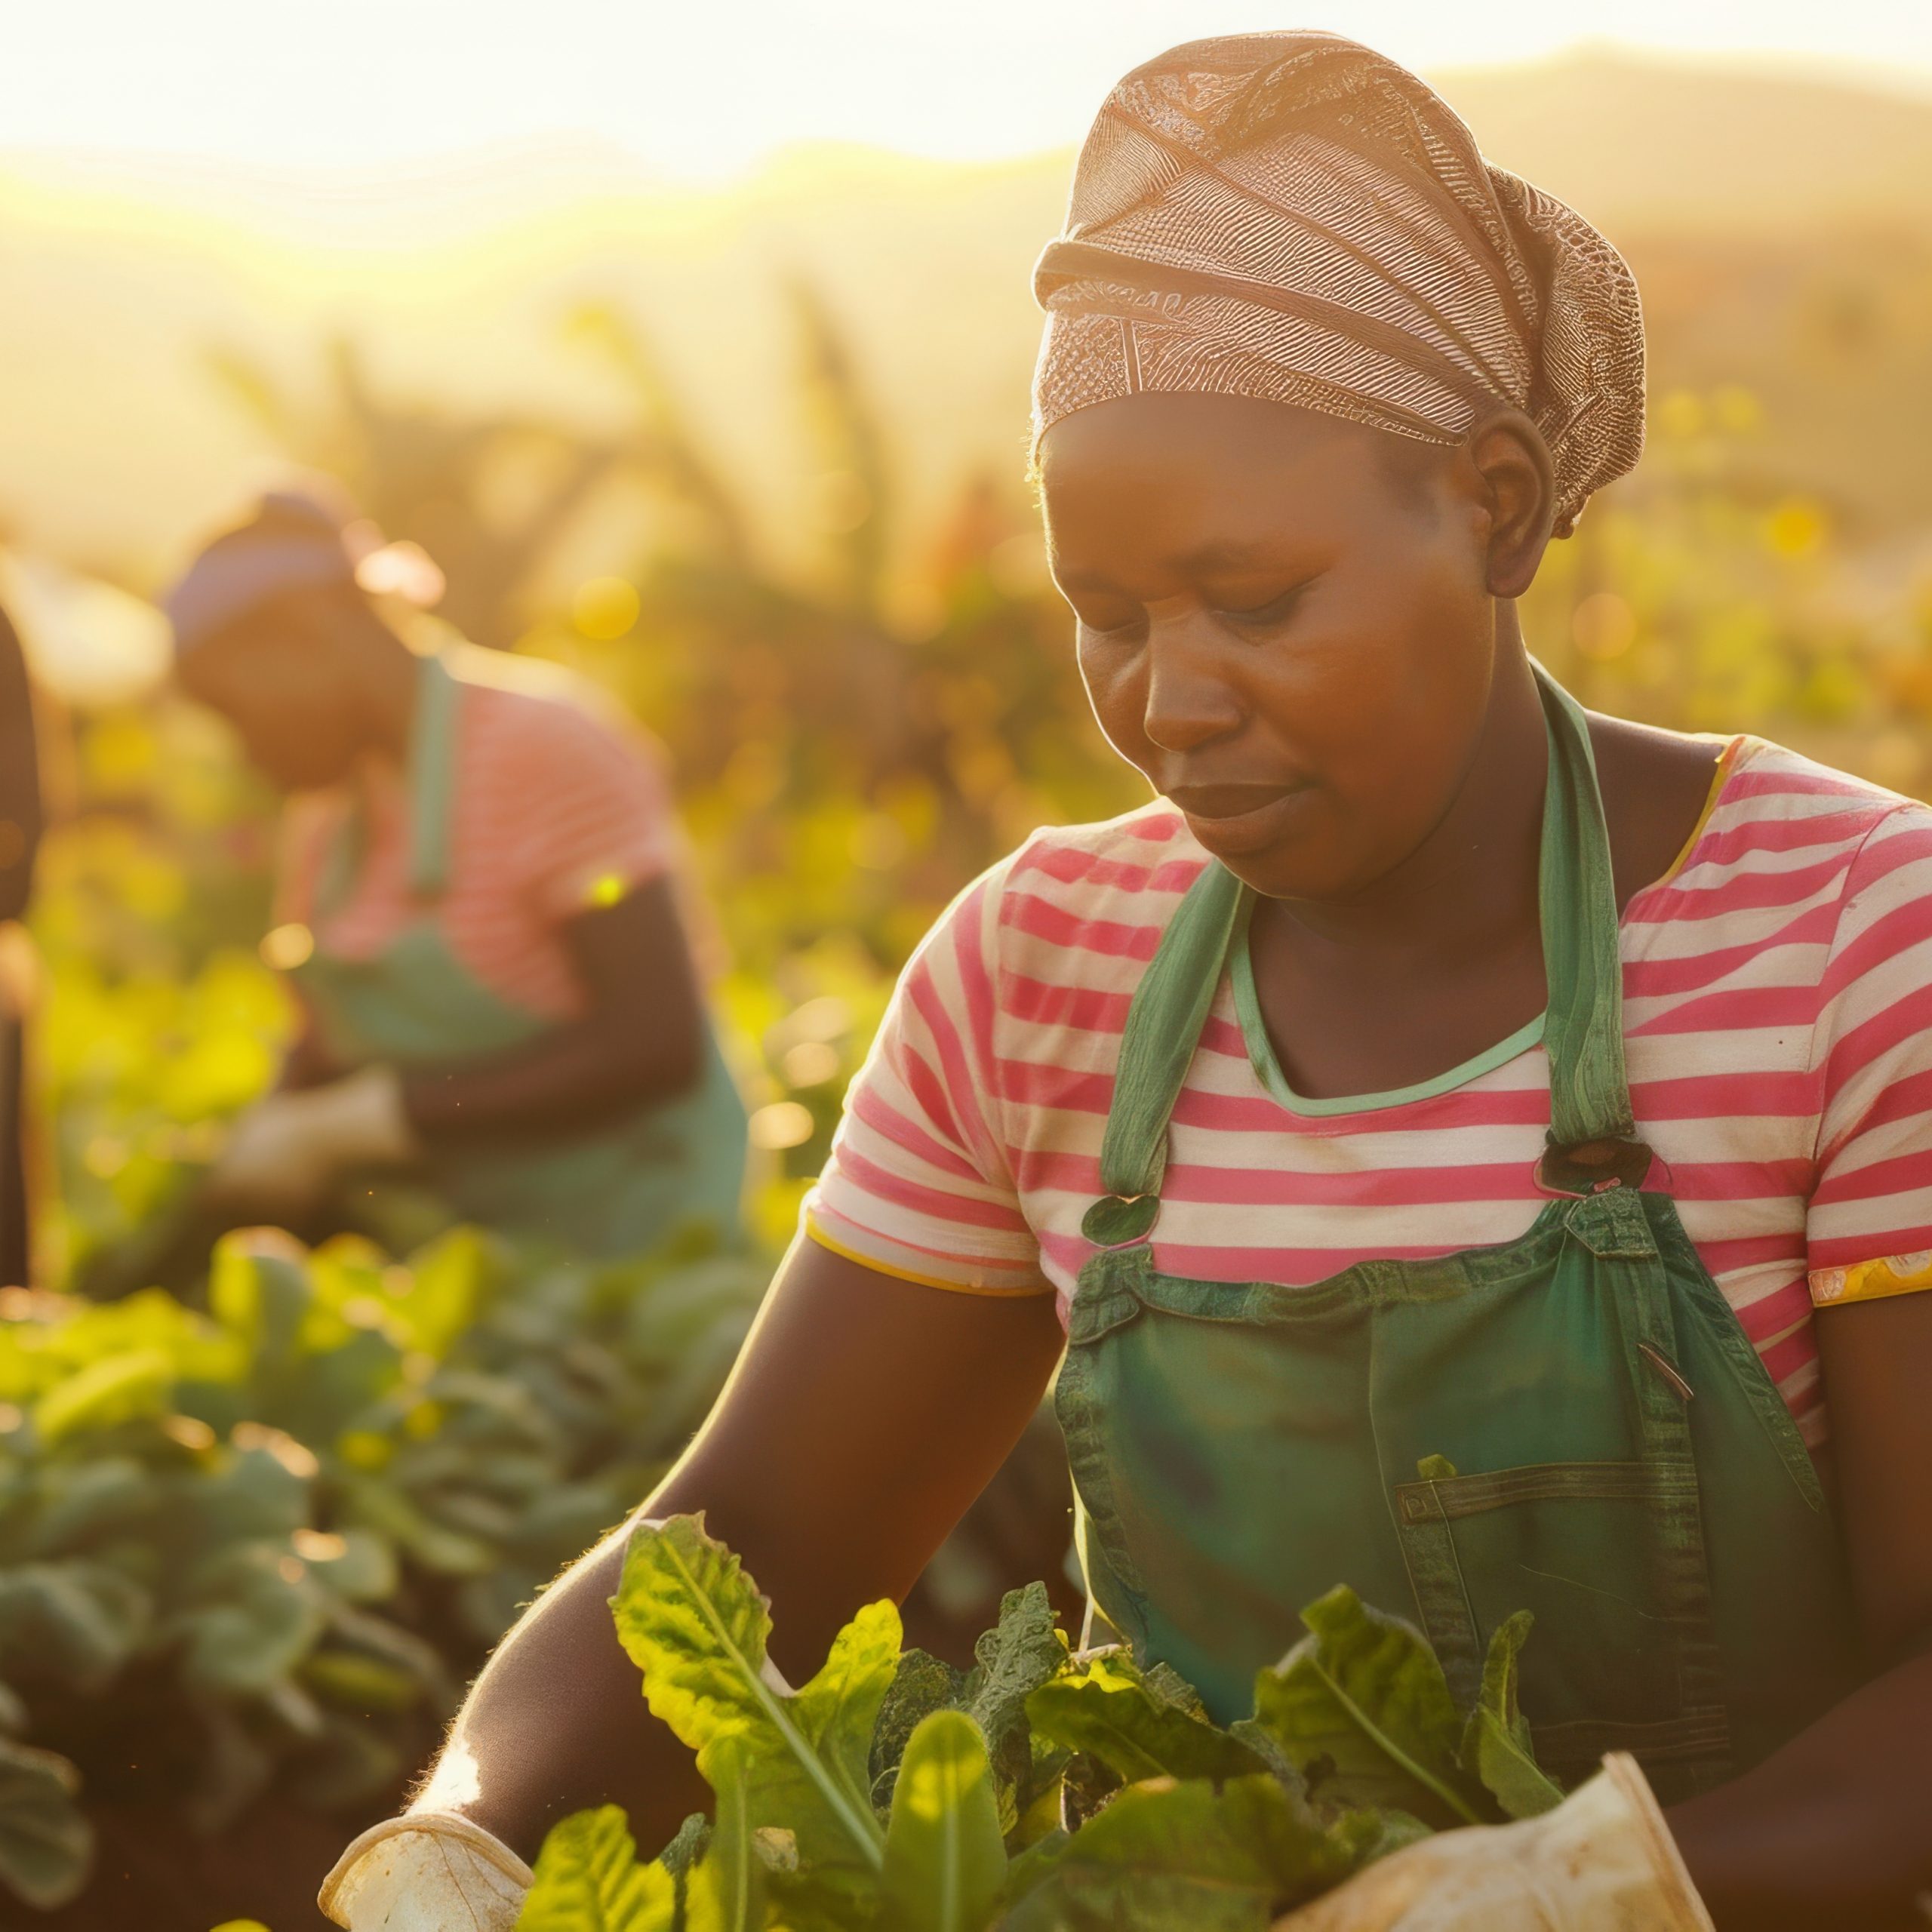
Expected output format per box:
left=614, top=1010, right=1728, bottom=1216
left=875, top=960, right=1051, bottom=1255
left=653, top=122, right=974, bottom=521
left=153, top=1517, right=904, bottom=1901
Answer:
left=1177, top=540, right=1313, bottom=575
left=1051, top=537, right=1318, bottom=595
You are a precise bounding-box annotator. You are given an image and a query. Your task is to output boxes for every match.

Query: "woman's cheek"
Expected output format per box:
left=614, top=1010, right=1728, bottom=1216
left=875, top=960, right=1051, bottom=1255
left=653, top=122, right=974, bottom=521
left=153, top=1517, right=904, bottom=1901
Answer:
left=1078, top=645, right=1154, bottom=771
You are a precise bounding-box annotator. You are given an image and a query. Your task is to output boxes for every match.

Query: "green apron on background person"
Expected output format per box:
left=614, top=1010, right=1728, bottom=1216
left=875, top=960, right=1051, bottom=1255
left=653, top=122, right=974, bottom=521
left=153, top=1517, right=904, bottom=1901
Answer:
left=1057, top=665, right=1866, bottom=1803
left=294, top=654, right=746, bottom=1259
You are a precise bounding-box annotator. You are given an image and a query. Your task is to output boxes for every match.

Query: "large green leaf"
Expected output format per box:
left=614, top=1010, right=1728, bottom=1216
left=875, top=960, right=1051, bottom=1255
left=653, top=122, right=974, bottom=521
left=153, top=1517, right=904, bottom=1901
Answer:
left=998, top=1775, right=1355, bottom=1932
left=301, top=1525, right=398, bottom=1604
left=0, top=1560, right=149, bottom=1692
left=1460, top=1612, right=1564, bottom=1820
left=169, top=1543, right=327, bottom=1694
left=611, top=1516, right=780, bottom=1752
left=958, top=1584, right=1068, bottom=1823
left=186, top=1437, right=313, bottom=1549
left=871, top=1586, right=1067, bottom=1830
left=208, top=1233, right=312, bottom=1367
left=611, top=1515, right=886, bottom=1881
left=0, top=1737, right=92, bottom=1910
left=392, top=1225, right=496, bottom=1357
left=297, top=1647, right=430, bottom=1714
left=33, top=1349, right=173, bottom=1445
left=879, top=1711, right=1007, bottom=1932
left=341, top=1475, right=497, bottom=1576
left=520, top=1805, right=678, bottom=1932
left=23, top=1456, right=156, bottom=1554
left=1253, top=1586, right=1484, bottom=1828
left=872, top=1650, right=964, bottom=1809
left=789, top=1598, right=902, bottom=1823
left=1027, top=1652, right=1266, bottom=1787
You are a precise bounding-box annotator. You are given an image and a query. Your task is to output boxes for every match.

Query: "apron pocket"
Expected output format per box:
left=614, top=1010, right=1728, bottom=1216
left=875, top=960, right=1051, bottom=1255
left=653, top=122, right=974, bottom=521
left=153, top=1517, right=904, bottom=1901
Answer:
left=1393, top=1457, right=1728, bottom=1783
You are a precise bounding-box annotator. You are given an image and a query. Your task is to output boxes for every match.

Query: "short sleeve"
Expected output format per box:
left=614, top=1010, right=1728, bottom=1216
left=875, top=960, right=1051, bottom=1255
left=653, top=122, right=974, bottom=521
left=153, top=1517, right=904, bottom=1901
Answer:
left=805, top=860, right=1049, bottom=1294
left=504, top=703, right=678, bottom=928
left=1805, top=804, right=1932, bottom=1309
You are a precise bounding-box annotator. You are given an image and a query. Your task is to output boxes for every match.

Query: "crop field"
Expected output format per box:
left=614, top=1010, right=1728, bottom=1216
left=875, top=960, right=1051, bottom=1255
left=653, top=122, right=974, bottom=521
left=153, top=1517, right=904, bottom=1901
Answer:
left=3, top=35, right=1932, bottom=1932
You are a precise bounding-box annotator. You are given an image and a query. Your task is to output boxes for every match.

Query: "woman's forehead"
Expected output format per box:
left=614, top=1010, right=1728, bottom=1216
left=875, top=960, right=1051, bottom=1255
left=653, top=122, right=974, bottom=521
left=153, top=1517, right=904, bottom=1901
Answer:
left=1041, top=392, right=1396, bottom=478
left=1040, top=396, right=1418, bottom=537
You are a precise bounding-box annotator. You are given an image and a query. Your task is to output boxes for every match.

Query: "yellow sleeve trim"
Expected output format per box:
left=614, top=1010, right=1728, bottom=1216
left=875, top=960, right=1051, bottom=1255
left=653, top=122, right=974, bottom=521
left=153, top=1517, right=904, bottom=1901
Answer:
left=804, top=1214, right=1054, bottom=1298
left=1651, top=736, right=1746, bottom=891
left=1810, top=1251, right=1932, bottom=1308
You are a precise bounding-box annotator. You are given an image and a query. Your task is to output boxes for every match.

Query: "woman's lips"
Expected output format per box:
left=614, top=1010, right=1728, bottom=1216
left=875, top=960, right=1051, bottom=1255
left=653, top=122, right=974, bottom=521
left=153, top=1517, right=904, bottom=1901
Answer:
left=1168, top=782, right=1311, bottom=854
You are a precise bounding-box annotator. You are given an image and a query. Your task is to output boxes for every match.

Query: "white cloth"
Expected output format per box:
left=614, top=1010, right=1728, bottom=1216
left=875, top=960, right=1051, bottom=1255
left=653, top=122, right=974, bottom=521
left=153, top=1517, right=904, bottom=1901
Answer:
left=318, top=1811, right=533, bottom=1932
left=1271, top=1755, right=1712, bottom=1931
left=208, top=1063, right=415, bottom=1214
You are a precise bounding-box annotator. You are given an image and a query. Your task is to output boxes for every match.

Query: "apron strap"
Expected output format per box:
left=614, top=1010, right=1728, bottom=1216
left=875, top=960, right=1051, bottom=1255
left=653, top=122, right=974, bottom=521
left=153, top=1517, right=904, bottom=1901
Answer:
left=1534, top=664, right=1637, bottom=1153
left=405, top=653, right=460, bottom=901
left=1094, top=860, right=1247, bottom=1211
left=310, top=651, right=460, bottom=923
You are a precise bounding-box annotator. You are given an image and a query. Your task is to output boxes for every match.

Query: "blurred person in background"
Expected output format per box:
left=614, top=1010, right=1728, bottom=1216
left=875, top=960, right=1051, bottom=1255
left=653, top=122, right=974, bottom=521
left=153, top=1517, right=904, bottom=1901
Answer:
left=165, top=485, right=746, bottom=1258
left=324, top=33, right=1932, bottom=1932
left=0, top=600, right=42, bottom=1285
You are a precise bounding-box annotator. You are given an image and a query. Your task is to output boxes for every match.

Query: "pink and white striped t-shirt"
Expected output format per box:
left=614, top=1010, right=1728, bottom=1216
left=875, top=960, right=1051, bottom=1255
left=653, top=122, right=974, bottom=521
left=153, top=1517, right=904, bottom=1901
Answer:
left=806, top=737, right=1932, bottom=1447
left=278, top=649, right=686, bottom=1022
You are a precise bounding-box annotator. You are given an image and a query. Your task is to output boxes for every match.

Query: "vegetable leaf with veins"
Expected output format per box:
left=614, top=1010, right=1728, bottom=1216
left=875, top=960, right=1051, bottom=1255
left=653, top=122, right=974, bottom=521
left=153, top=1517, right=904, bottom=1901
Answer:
left=879, top=1710, right=1008, bottom=1932
left=1253, top=1586, right=1488, bottom=1828
left=611, top=1515, right=891, bottom=1919
left=1461, top=1611, right=1564, bottom=1820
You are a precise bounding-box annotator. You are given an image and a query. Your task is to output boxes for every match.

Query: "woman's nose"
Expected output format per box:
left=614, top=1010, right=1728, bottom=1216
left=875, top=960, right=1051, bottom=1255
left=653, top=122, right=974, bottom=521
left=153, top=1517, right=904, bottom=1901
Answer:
left=1142, top=617, right=1244, bottom=754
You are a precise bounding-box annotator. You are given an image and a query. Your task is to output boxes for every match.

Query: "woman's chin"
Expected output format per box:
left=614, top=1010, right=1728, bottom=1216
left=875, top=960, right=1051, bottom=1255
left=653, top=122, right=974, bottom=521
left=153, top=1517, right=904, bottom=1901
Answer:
left=1180, top=789, right=1345, bottom=896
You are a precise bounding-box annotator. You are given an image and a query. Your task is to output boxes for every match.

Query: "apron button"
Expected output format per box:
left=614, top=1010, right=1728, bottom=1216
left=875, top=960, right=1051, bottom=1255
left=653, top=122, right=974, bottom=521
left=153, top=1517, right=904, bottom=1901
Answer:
left=1082, top=1193, right=1160, bottom=1247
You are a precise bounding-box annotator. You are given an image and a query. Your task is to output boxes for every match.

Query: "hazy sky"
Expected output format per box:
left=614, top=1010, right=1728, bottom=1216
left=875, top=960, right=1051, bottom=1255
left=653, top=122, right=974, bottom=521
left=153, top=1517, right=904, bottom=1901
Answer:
left=11, top=0, right=1932, bottom=180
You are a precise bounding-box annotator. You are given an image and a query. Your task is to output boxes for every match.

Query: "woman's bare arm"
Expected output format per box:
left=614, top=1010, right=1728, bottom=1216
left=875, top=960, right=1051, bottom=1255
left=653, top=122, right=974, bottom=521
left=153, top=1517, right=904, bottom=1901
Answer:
left=1669, top=1291, right=1932, bottom=1928
left=398, top=876, right=705, bottom=1141
left=419, top=1235, right=1067, bottom=1863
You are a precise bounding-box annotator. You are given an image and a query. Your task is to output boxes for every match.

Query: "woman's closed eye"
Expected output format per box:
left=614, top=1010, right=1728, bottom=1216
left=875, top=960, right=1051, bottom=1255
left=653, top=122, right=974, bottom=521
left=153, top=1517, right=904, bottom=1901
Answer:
left=1214, top=580, right=1315, bottom=628
left=1074, top=608, right=1148, bottom=642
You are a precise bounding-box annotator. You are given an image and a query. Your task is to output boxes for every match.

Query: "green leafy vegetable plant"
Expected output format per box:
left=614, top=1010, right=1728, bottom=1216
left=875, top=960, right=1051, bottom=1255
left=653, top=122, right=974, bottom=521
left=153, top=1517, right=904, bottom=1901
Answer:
left=519, top=1515, right=1565, bottom=1932
left=0, top=1226, right=771, bottom=1913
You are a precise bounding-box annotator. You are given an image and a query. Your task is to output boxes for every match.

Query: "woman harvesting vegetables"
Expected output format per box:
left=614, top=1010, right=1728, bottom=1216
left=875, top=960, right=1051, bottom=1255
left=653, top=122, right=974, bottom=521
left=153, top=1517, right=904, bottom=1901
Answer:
left=327, top=32, right=1932, bottom=1930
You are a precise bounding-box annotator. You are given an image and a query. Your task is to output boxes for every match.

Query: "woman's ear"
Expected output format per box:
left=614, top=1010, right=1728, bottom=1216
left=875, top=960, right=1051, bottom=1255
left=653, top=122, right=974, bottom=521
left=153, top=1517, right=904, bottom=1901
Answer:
left=1463, top=409, right=1556, bottom=600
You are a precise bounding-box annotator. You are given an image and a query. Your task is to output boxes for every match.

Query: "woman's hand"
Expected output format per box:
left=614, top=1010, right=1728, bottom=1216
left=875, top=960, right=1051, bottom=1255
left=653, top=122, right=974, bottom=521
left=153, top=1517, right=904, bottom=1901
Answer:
left=206, top=1063, right=415, bottom=1215
left=1272, top=1755, right=1709, bottom=1931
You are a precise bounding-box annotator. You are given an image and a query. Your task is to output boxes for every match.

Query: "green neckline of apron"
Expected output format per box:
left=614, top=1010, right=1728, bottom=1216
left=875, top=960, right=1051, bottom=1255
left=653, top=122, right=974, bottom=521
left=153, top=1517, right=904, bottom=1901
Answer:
left=405, top=652, right=460, bottom=900
left=1095, top=663, right=1634, bottom=1206
left=1229, top=887, right=1549, bottom=1115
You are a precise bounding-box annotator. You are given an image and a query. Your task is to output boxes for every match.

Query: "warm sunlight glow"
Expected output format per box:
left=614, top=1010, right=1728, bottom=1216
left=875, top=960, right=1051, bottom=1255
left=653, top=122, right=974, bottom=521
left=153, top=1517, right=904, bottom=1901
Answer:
left=13, top=1, right=1932, bottom=180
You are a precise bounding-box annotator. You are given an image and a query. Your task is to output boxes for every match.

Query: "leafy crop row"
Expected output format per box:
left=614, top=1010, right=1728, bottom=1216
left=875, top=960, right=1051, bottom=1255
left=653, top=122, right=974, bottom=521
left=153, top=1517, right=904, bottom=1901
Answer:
left=0, top=1228, right=766, bottom=1910
left=520, top=1515, right=1563, bottom=1932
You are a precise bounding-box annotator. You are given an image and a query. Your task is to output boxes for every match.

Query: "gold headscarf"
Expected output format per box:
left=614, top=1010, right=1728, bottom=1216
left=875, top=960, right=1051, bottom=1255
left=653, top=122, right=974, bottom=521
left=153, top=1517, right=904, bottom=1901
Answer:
left=1032, top=31, right=1644, bottom=534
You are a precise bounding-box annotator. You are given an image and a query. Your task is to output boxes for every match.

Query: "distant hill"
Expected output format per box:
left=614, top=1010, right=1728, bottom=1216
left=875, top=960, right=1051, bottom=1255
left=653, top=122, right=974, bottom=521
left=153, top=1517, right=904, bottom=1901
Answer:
left=2, top=46, right=1930, bottom=587
left=1440, top=48, right=1932, bottom=237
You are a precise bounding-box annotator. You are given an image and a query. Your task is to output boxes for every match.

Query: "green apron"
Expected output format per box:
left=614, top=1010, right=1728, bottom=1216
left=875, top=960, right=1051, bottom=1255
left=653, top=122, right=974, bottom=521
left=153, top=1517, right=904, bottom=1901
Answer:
left=293, top=654, right=746, bottom=1259
left=1057, top=666, right=1865, bottom=1801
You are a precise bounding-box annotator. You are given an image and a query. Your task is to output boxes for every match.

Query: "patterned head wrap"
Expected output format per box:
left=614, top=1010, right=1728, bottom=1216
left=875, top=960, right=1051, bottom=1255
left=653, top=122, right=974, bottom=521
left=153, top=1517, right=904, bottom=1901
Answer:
left=1032, top=31, right=1644, bottom=534
left=165, top=483, right=443, bottom=657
